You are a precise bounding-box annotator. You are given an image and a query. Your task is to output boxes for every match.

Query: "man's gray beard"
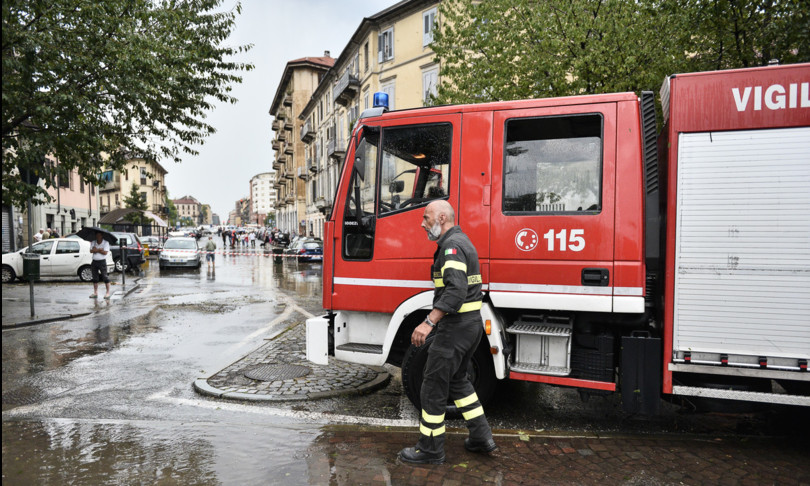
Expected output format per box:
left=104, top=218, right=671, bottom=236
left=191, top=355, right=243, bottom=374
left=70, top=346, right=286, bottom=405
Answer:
left=427, top=222, right=442, bottom=241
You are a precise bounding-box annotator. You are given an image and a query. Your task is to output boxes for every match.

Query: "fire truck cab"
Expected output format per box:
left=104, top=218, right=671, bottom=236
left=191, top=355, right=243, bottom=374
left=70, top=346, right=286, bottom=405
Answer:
left=307, top=64, right=810, bottom=413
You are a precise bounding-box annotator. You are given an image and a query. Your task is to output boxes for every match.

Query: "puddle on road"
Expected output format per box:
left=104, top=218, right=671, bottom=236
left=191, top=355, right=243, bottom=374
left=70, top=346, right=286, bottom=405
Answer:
left=2, top=418, right=320, bottom=485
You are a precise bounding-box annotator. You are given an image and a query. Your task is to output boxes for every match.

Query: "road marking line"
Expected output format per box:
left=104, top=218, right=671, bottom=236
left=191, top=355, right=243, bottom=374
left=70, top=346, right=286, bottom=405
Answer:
left=147, top=388, right=416, bottom=427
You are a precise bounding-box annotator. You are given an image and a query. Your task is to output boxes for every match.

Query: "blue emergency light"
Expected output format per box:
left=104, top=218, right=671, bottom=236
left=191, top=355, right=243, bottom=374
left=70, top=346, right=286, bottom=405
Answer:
left=373, top=92, right=389, bottom=111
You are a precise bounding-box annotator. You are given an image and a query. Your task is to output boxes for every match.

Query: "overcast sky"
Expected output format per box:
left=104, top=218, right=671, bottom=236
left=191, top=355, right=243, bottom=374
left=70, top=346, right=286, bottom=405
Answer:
left=165, top=0, right=396, bottom=221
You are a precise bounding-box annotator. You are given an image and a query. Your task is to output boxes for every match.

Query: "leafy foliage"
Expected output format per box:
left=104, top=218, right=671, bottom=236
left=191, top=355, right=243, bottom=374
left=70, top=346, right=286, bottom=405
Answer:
left=430, top=0, right=808, bottom=104
left=2, top=0, right=252, bottom=208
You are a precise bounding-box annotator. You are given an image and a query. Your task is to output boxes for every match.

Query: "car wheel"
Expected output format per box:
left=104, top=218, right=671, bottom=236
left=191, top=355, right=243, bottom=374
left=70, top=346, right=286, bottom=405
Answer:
left=401, top=333, right=497, bottom=418
left=114, top=258, right=124, bottom=272
left=1, top=265, right=16, bottom=284
left=78, top=265, right=93, bottom=282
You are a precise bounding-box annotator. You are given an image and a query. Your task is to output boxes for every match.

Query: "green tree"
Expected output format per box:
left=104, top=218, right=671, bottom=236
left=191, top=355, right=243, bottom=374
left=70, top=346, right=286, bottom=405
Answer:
left=264, top=214, right=275, bottom=227
left=164, top=191, right=178, bottom=227
left=2, top=0, right=253, bottom=208
left=430, top=0, right=808, bottom=104
left=123, top=182, right=148, bottom=225
left=200, top=205, right=208, bottom=225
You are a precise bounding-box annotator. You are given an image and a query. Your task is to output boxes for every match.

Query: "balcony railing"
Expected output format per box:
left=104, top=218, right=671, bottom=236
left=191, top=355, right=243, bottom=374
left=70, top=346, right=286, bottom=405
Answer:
left=297, top=167, right=309, bottom=180
left=272, top=159, right=283, bottom=171
left=278, top=131, right=287, bottom=142
left=284, top=144, right=294, bottom=156
left=283, top=93, right=292, bottom=107
left=284, top=120, right=293, bottom=132
left=300, top=121, right=315, bottom=143
left=278, top=153, right=288, bottom=165
left=272, top=120, right=281, bottom=131
left=327, top=138, right=346, bottom=160
left=101, top=179, right=120, bottom=191
left=333, top=70, right=360, bottom=107
left=307, top=158, right=318, bottom=173
left=284, top=170, right=295, bottom=180
left=272, top=140, right=280, bottom=151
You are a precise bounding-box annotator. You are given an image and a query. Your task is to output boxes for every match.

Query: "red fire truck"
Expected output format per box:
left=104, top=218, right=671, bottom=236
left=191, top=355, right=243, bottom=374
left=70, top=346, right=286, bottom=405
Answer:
left=306, top=63, right=810, bottom=413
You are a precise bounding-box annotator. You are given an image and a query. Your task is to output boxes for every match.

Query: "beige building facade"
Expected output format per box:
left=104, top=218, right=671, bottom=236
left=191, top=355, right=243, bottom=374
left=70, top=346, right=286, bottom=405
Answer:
left=299, top=0, right=441, bottom=238
left=249, top=172, right=276, bottom=226
left=173, top=196, right=201, bottom=224
left=100, top=156, right=168, bottom=216
left=269, top=55, right=335, bottom=236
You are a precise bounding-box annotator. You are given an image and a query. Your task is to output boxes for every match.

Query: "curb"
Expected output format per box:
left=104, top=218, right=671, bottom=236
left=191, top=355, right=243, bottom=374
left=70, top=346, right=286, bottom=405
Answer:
left=2, top=312, right=93, bottom=330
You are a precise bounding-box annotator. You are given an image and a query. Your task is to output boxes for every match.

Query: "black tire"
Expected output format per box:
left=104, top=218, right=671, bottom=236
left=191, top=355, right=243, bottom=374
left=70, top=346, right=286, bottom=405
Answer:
left=78, top=265, right=93, bottom=282
left=401, top=334, right=497, bottom=417
left=114, top=258, right=128, bottom=273
left=1, top=265, right=16, bottom=284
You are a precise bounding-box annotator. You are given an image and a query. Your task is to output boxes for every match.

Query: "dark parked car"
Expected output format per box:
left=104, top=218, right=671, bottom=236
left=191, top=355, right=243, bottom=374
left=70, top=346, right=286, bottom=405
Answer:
left=110, top=232, right=146, bottom=272
left=283, top=238, right=323, bottom=263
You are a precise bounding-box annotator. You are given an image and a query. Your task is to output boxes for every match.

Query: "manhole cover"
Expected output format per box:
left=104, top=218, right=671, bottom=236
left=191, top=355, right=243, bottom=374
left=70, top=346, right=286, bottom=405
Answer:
left=244, top=364, right=311, bottom=381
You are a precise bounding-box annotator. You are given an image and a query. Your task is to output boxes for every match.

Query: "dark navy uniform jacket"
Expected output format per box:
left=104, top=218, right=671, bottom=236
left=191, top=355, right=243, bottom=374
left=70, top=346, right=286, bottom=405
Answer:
left=431, top=226, right=483, bottom=316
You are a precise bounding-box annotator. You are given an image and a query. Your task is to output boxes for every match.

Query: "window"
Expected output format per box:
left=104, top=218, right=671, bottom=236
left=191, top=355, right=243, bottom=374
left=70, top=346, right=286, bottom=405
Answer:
left=140, top=192, right=147, bottom=202
left=58, top=170, right=71, bottom=188
left=422, top=66, right=439, bottom=104
left=503, top=114, right=602, bottom=214
left=140, top=167, right=147, bottom=185
left=364, top=92, right=370, bottom=110
left=378, top=27, right=394, bottom=63
left=31, top=241, right=54, bottom=255
left=364, top=42, right=369, bottom=72
left=381, top=80, right=395, bottom=110
left=343, top=128, right=379, bottom=259
left=423, top=8, right=437, bottom=46
left=379, top=123, right=452, bottom=216
left=115, top=194, right=119, bottom=205
left=80, top=179, right=85, bottom=193
left=56, top=241, right=80, bottom=254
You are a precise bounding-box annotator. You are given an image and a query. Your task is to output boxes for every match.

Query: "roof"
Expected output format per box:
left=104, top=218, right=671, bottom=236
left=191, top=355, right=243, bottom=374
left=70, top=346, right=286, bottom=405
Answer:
left=99, top=208, right=168, bottom=227
left=173, top=198, right=199, bottom=205
left=269, top=56, right=335, bottom=115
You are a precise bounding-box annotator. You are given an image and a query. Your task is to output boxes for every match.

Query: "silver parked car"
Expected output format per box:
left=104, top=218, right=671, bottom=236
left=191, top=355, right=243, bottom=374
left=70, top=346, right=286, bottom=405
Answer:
left=158, top=237, right=201, bottom=269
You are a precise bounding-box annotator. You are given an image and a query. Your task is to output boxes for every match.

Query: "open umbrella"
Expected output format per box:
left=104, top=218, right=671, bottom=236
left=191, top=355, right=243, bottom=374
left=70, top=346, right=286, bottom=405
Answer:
left=75, top=226, right=118, bottom=246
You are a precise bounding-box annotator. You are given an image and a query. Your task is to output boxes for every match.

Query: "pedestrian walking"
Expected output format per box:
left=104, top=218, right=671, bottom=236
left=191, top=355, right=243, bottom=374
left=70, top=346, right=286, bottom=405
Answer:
left=398, top=200, right=496, bottom=465
left=89, top=231, right=111, bottom=300
left=249, top=232, right=256, bottom=248
left=222, top=230, right=227, bottom=247
left=204, top=235, right=217, bottom=269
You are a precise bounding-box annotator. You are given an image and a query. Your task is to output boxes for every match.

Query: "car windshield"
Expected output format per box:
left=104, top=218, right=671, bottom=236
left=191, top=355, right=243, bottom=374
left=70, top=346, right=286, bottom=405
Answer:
left=303, top=242, right=321, bottom=250
left=164, top=239, right=196, bottom=250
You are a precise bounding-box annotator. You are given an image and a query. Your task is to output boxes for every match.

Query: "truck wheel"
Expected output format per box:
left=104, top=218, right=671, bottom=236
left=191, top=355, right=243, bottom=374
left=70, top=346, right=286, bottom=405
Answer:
left=401, top=334, right=497, bottom=417
left=78, top=265, right=93, bottom=282
left=2, top=265, right=16, bottom=283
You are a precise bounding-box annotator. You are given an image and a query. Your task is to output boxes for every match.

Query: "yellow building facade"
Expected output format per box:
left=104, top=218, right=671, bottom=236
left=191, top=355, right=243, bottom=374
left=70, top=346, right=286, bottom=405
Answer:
left=297, top=0, right=441, bottom=238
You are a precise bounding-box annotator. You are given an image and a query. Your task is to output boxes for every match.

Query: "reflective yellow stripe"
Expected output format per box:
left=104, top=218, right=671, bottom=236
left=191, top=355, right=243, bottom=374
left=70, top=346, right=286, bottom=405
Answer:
left=420, top=424, right=446, bottom=437
left=441, top=260, right=467, bottom=275
left=421, top=410, right=445, bottom=424
left=462, top=406, right=484, bottom=421
left=459, top=301, right=482, bottom=313
left=433, top=278, right=444, bottom=288
left=454, top=392, right=479, bottom=408
left=468, top=274, right=482, bottom=285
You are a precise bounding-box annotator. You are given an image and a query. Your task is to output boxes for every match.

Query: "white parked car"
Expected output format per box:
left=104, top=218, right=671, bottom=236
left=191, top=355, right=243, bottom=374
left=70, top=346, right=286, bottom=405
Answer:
left=158, top=237, right=201, bottom=269
left=1, top=238, right=115, bottom=283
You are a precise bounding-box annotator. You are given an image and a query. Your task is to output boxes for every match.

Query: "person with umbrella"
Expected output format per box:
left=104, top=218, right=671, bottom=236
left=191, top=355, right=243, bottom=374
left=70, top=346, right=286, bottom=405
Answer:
left=89, top=231, right=111, bottom=299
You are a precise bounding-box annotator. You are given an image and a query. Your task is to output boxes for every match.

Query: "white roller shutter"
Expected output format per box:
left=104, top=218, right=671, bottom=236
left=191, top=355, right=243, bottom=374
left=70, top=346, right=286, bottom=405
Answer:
left=673, top=127, right=810, bottom=361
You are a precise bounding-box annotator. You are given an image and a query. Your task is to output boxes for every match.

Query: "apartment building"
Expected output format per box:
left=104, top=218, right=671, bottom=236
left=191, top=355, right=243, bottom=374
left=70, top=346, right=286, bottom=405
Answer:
left=269, top=55, right=335, bottom=236
left=99, top=155, right=168, bottom=216
left=173, top=196, right=201, bottom=224
left=298, top=0, right=441, bottom=238
left=249, top=172, right=276, bottom=226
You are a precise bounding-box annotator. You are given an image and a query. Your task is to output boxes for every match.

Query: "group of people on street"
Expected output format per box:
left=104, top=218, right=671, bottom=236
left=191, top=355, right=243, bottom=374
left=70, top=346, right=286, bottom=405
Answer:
left=33, top=227, right=61, bottom=242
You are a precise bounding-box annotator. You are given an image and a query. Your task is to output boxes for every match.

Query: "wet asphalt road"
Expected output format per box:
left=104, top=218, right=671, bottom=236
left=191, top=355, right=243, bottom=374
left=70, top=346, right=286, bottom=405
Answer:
left=2, top=245, right=808, bottom=484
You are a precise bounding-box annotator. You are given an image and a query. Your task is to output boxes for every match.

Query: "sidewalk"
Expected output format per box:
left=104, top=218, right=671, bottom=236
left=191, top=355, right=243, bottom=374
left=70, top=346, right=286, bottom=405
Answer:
left=194, top=321, right=390, bottom=401
left=1, top=277, right=140, bottom=329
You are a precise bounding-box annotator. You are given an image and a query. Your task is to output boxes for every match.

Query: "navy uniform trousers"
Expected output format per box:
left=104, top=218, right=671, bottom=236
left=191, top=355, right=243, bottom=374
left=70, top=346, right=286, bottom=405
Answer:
left=416, top=312, right=493, bottom=455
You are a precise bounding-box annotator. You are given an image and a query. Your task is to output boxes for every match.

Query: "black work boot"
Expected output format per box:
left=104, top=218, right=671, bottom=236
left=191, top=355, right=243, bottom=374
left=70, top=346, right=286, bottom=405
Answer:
left=464, top=437, right=498, bottom=453
left=398, top=447, right=446, bottom=465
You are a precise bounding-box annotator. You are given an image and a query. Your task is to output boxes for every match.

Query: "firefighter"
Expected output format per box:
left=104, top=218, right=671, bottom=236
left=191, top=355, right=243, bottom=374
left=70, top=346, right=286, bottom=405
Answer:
left=399, top=199, right=497, bottom=465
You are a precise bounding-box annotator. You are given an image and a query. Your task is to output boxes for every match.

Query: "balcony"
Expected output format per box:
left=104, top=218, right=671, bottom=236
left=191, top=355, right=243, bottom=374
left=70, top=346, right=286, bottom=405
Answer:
left=284, top=170, right=295, bottom=180
left=272, top=120, right=281, bottom=131
left=327, top=138, right=346, bottom=160
left=276, top=111, right=287, bottom=121
left=272, top=140, right=280, bottom=151
left=297, top=167, right=309, bottom=180
left=101, top=179, right=120, bottom=192
left=300, top=121, right=315, bottom=143
left=285, top=195, right=295, bottom=204
left=278, top=153, right=288, bottom=165
left=284, top=120, right=293, bottom=132
left=272, top=159, right=283, bottom=171
left=283, top=93, right=292, bottom=107
left=333, top=70, right=360, bottom=107
left=307, top=158, right=317, bottom=173
left=278, top=131, right=287, bottom=142
left=284, top=144, right=294, bottom=156
left=100, top=205, right=110, bottom=213
left=315, top=197, right=332, bottom=216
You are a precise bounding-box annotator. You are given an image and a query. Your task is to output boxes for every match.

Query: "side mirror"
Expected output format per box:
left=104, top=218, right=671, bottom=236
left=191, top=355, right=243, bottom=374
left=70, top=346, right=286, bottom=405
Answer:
left=354, top=157, right=365, bottom=181
left=389, top=180, right=405, bottom=194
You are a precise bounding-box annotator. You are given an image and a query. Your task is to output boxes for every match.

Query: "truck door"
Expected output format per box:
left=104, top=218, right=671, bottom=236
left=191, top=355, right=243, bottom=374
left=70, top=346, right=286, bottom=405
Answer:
left=489, top=104, right=617, bottom=312
left=331, top=115, right=461, bottom=314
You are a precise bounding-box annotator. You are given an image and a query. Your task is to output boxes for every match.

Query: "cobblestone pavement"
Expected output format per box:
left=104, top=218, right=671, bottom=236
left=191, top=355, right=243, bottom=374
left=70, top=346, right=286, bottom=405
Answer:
left=195, top=321, right=390, bottom=401
left=304, top=428, right=810, bottom=485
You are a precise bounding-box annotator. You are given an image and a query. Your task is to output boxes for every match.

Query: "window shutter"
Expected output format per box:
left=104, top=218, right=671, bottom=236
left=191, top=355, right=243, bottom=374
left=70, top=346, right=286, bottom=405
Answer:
left=378, top=33, right=383, bottom=63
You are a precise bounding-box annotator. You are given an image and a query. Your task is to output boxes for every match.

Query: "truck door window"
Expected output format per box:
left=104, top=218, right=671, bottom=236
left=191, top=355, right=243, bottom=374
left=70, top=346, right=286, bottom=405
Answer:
left=343, top=129, right=379, bottom=259
left=379, top=123, right=452, bottom=215
left=503, top=114, right=602, bottom=214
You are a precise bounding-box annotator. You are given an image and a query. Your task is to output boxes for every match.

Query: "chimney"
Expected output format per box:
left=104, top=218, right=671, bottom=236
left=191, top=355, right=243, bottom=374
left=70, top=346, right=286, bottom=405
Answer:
left=324, top=50, right=331, bottom=57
